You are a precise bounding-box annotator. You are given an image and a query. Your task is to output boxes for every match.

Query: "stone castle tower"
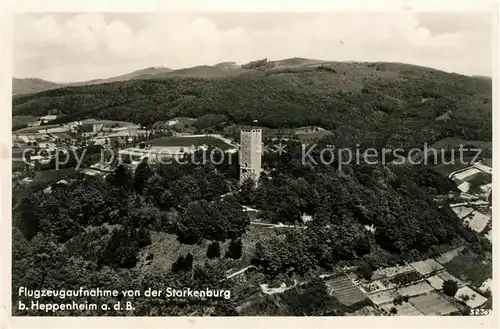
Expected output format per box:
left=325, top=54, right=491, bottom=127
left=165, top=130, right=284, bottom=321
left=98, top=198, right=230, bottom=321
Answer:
left=239, top=129, right=262, bottom=185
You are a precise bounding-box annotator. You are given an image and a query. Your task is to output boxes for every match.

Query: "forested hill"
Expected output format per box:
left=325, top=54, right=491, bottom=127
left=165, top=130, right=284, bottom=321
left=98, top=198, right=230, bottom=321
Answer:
left=13, top=61, right=492, bottom=148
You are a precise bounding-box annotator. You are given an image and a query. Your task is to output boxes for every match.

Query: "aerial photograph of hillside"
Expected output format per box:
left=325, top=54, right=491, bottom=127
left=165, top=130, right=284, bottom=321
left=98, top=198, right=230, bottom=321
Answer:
left=9, top=10, right=493, bottom=319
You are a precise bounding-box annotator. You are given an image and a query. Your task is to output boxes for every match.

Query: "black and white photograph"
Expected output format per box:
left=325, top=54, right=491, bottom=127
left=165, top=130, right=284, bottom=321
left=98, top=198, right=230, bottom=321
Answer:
left=4, top=2, right=496, bottom=322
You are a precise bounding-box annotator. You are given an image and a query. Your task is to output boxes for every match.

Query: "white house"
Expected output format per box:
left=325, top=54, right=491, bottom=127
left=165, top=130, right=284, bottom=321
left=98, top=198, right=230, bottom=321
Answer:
left=39, top=115, right=58, bottom=124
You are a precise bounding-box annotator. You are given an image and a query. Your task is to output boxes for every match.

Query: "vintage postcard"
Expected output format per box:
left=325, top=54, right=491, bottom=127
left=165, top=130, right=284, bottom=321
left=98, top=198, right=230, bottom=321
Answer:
left=1, top=0, right=497, bottom=328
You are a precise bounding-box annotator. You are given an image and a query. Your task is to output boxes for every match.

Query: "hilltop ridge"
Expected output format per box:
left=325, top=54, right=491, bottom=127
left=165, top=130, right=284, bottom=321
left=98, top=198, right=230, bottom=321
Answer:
left=13, top=60, right=491, bottom=150
left=14, top=57, right=485, bottom=95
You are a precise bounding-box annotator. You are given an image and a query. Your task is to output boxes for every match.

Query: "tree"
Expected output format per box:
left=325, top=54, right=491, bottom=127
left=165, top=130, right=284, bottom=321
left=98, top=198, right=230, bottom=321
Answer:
left=134, top=159, right=153, bottom=193
left=393, top=295, right=404, bottom=306
left=356, top=261, right=374, bottom=280
left=107, top=164, right=132, bottom=189
left=176, top=199, right=249, bottom=243
left=176, top=202, right=206, bottom=244
left=145, top=174, right=166, bottom=207
left=136, top=227, right=152, bottom=248
left=282, top=279, right=333, bottom=316
left=12, top=227, right=32, bottom=261
left=253, top=231, right=317, bottom=277
left=238, top=178, right=258, bottom=205
left=443, top=280, right=459, bottom=296
left=98, top=228, right=138, bottom=268
left=225, top=239, right=243, bottom=259
left=129, top=202, right=162, bottom=229
left=191, top=263, right=226, bottom=287
left=171, top=255, right=185, bottom=272
left=206, top=241, right=221, bottom=259
left=459, top=294, right=470, bottom=302
left=171, top=253, right=193, bottom=272
left=16, top=196, right=39, bottom=240
left=183, top=253, right=194, bottom=271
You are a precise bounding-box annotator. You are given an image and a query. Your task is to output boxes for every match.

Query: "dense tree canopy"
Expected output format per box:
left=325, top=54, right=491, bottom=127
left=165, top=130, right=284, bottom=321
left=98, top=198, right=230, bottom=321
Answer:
left=13, top=62, right=491, bottom=145
left=11, top=61, right=491, bottom=315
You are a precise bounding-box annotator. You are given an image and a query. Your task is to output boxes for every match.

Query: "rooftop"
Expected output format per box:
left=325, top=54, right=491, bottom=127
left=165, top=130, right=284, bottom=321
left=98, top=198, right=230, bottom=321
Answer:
left=40, top=115, right=58, bottom=120
left=295, top=130, right=333, bottom=141
left=241, top=129, right=262, bottom=133
left=294, top=126, right=327, bottom=132
left=80, top=119, right=100, bottom=125
left=40, top=127, right=68, bottom=133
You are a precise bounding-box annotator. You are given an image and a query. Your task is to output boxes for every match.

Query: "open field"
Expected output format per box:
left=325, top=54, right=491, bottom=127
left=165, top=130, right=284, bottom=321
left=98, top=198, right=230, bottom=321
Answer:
left=397, top=281, right=434, bottom=297
left=325, top=274, right=368, bottom=306
left=463, top=210, right=490, bottom=232
left=426, top=271, right=464, bottom=290
left=367, top=289, right=401, bottom=305
left=481, top=158, right=492, bottom=167
left=432, top=157, right=478, bottom=177
left=12, top=115, right=38, bottom=127
left=379, top=301, right=423, bottom=315
left=409, top=292, right=458, bottom=315
left=141, top=231, right=216, bottom=271
left=32, top=168, right=77, bottom=186
left=431, top=138, right=492, bottom=150
left=141, top=225, right=277, bottom=273
left=371, top=264, right=414, bottom=280
left=346, top=306, right=382, bottom=316
left=451, top=206, right=474, bottom=219
left=95, top=119, right=138, bottom=126
left=14, top=124, right=62, bottom=133
left=466, top=171, right=492, bottom=186
left=426, top=275, right=445, bottom=290
left=442, top=252, right=492, bottom=287
left=410, top=259, right=444, bottom=276
left=454, top=286, right=487, bottom=309
left=436, top=246, right=465, bottom=264
left=149, top=136, right=236, bottom=150
left=361, top=279, right=395, bottom=294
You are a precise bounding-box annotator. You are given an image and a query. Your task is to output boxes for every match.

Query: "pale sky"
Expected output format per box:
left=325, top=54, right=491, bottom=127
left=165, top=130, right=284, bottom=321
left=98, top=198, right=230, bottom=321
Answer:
left=13, top=12, right=492, bottom=83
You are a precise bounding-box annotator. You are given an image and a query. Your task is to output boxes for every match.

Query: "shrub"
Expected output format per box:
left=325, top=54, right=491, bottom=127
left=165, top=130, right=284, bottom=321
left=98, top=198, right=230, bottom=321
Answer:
left=225, top=239, right=243, bottom=259
left=442, top=280, right=459, bottom=296
left=356, top=261, right=374, bottom=280
left=206, top=241, right=221, bottom=259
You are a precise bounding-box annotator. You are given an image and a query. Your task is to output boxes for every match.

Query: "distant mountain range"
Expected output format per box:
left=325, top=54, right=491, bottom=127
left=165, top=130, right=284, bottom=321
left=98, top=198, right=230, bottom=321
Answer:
left=12, top=58, right=331, bottom=95
left=13, top=59, right=493, bottom=96
left=13, top=58, right=492, bottom=153
left=14, top=58, right=492, bottom=96
left=12, top=78, right=64, bottom=95
left=12, top=62, right=243, bottom=95
left=13, top=66, right=173, bottom=95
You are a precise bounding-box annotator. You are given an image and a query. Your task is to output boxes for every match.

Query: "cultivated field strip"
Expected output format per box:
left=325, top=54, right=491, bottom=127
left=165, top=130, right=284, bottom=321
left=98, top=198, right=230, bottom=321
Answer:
left=326, top=274, right=368, bottom=306
left=409, top=292, right=458, bottom=315
left=367, top=289, right=401, bottom=305
left=379, top=301, right=424, bottom=316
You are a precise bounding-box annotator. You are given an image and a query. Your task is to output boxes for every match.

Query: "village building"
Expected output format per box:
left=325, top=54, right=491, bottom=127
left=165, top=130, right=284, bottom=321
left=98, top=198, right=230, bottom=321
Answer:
left=39, top=114, right=58, bottom=125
